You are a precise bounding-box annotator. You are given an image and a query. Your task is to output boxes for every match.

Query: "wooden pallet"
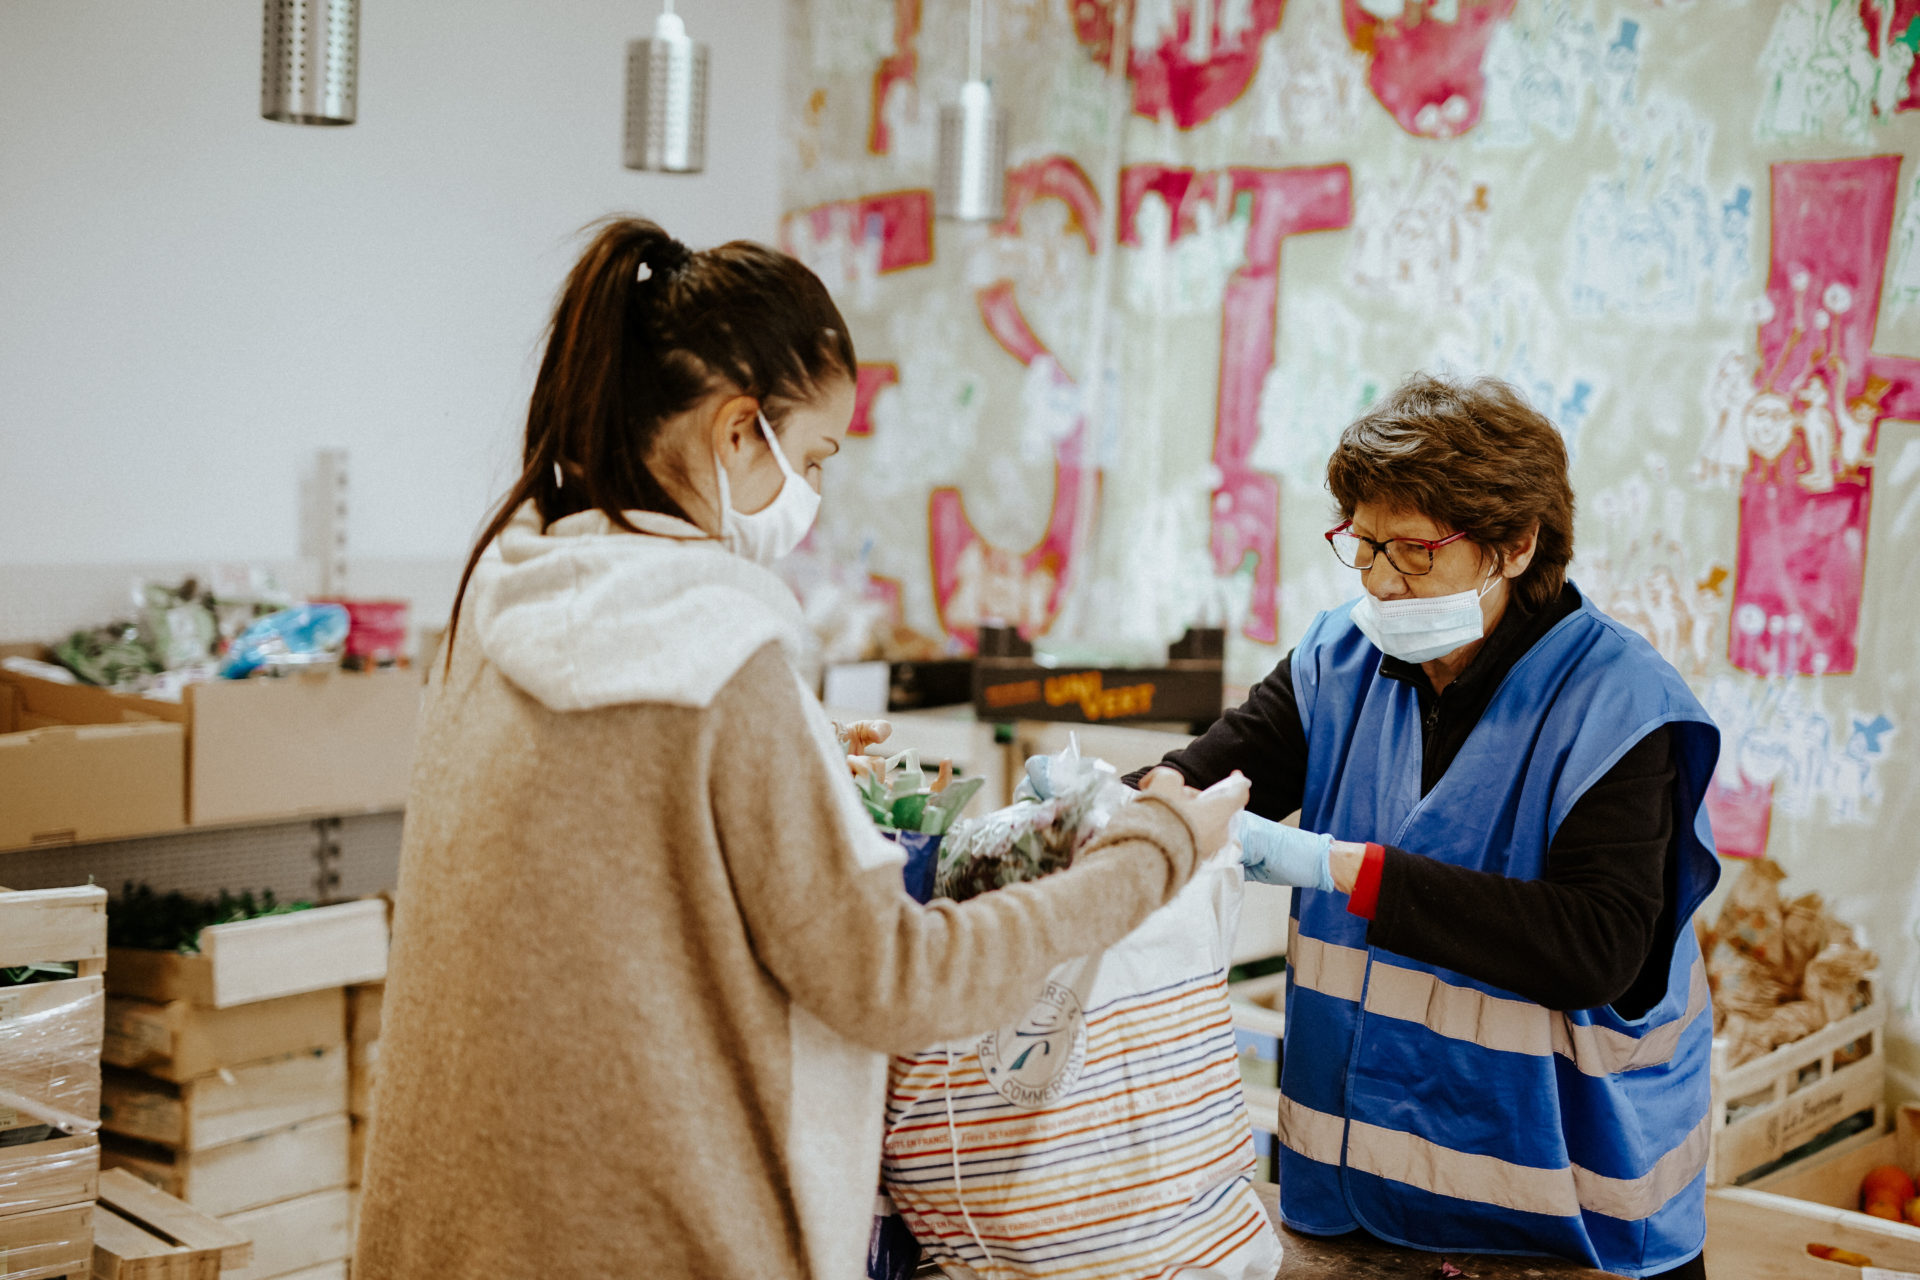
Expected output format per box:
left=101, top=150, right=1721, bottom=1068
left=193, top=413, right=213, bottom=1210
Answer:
left=91, top=1168, right=251, bottom=1280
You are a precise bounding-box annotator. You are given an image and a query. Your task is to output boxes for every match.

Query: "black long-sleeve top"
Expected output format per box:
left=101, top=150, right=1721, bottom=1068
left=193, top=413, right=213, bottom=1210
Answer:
left=1125, top=584, right=1685, bottom=1017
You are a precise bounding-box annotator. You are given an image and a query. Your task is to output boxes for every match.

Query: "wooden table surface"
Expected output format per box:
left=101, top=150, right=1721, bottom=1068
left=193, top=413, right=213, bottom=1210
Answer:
left=1254, top=1182, right=1622, bottom=1279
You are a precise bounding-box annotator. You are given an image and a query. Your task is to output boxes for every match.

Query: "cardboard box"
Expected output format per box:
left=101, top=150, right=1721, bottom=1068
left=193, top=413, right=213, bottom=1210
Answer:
left=101, top=1047, right=348, bottom=1152
left=0, top=1199, right=93, bottom=1280
left=102, top=1114, right=350, bottom=1218
left=103, top=990, right=346, bottom=1084
left=0, top=666, right=418, bottom=829
left=0, top=672, right=184, bottom=851
left=220, top=1189, right=351, bottom=1280
left=108, top=901, right=388, bottom=1010
left=92, top=1168, right=253, bottom=1280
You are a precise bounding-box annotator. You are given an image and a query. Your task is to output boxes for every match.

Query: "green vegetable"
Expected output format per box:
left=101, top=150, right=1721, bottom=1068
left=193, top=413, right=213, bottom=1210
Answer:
left=108, top=883, right=313, bottom=954
left=856, top=751, right=985, bottom=836
left=0, top=962, right=76, bottom=988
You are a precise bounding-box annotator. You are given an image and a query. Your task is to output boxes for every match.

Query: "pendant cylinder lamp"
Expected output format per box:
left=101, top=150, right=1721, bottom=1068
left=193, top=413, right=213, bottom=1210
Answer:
left=936, top=0, right=1007, bottom=220
left=625, top=6, right=710, bottom=173
left=261, top=0, right=358, bottom=126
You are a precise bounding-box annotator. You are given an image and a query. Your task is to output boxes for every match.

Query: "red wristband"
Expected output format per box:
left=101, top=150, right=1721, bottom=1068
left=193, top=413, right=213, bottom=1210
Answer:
left=1346, top=843, right=1386, bottom=920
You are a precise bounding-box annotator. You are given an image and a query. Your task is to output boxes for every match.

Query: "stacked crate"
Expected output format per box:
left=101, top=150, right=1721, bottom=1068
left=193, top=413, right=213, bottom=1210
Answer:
left=0, top=886, right=107, bottom=1280
left=98, top=901, right=387, bottom=1280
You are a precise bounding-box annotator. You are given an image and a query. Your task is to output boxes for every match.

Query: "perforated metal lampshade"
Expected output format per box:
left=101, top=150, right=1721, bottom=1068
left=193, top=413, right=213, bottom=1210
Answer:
left=936, top=80, right=1007, bottom=221
left=261, top=0, right=358, bottom=126
left=625, top=11, right=709, bottom=173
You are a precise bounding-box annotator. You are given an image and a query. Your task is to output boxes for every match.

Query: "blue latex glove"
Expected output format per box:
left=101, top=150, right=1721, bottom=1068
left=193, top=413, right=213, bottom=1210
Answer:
left=1232, top=810, right=1336, bottom=891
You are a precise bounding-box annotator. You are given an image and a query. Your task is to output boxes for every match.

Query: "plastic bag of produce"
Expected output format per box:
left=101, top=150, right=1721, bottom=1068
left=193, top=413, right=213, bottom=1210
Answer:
left=883, top=791, right=1280, bottom=1279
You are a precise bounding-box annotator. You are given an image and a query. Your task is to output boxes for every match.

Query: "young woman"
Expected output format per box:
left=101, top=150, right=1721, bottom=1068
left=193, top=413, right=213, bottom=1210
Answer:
left=352, top=219, right=1248, bottom=1280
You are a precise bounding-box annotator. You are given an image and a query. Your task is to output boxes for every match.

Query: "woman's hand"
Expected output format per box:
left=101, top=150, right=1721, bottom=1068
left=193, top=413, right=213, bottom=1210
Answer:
left=1140, top=767, right=1249, bottom=856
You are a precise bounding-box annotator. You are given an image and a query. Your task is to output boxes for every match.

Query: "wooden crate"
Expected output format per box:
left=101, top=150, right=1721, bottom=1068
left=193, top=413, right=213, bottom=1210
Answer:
left=220, top=1189, right=350, bottom=1280
left=0, top=888, right=107, bottom=977
left=346, top=1120, right=365, bottom=1192
left=101, top=1116, right=349, bottom=1219
left=0, top=1200, right=93, bottom=1280
left=0, top=1136, right=98, bottom=1220
left=100, top=1048, right=347, bottom=1152
left=0, top=886, right=108, bottom=1141
left=1706, top=1102, right=1920, bottom=1278
left=107, top=902, right=388, bottom=1010
left=1711, top=976, right=1886, bottom=1186
left=103, top=991, right=345, bottom=1084
left=91, top=1168, right=252, bottom=1280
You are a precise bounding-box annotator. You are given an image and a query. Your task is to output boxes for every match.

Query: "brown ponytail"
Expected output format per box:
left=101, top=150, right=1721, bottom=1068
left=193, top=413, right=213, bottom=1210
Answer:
left=443, top=218, right=856, bottom=672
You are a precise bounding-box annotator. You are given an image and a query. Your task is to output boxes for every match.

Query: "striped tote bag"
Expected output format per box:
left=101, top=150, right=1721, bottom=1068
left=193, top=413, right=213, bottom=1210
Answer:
left=882, top=853, right=1282, bottom=1280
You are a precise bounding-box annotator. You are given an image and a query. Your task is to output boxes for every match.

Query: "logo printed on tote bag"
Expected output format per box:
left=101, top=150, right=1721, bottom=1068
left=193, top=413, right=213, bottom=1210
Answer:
left=977, top=979, right=1088, bottom=1108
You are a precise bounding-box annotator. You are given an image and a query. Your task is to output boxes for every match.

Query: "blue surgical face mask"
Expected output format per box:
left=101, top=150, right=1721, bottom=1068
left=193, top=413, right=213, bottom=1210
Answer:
left=1350, top=568, right=1499, bottom=664
left=714, top=412, right=821, bottom=566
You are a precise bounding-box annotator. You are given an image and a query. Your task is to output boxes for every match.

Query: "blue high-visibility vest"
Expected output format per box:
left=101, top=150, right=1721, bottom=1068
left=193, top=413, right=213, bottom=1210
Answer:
left=1277, top=591, right=1721, bottom=1279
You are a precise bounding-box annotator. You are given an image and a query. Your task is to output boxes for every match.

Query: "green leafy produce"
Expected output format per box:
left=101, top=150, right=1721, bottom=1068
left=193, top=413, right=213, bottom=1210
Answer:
left=855, top=750, right=985, bottom=836
left=0, top=962, right=76, bottom=989
left=108, top=883, right=313, bottom=954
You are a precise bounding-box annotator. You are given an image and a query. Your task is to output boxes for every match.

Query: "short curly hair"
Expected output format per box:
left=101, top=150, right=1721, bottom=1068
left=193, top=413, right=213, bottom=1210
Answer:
left=1325, top=373, right=1575, bottom=613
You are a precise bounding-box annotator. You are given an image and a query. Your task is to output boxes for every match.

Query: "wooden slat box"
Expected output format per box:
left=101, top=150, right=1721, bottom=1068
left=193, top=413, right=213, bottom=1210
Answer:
left=221, top=1189, right=350, bottom=1280
left=0, top=886, right=108, bottom=1148
left=101, top=1116, right=349, bottom=1219
left=0, top=1136, right=98, bottom=1220
left=91, top=1168, right=252, bottom=1280
left=101, top=1048, right=346, bottom=1153
left=1711, top=976, right=1886, bottom=1187
left=1707, top=1102, right=1920, bottom=1278
left=0, top=1200, right=93, bottom=1280
left=108, top=902, right=387, bottom=1011
left=103, top=992, right=344, bottom=1086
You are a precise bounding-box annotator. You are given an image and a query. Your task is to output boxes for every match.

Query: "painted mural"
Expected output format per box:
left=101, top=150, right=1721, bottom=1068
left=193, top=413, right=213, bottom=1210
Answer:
left=783, top=0, right=1920, bottom=1079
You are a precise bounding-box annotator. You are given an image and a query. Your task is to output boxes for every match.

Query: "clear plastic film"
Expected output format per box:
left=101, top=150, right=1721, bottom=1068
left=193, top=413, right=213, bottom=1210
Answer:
left=0, top=978, right=104, bottom=1139
left=0, top=1198, right=94, bottom=1280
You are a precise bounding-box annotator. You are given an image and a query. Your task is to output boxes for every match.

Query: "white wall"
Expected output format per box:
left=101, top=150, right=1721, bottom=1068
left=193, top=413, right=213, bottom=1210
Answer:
left=0, top=0, right=785, bottom=601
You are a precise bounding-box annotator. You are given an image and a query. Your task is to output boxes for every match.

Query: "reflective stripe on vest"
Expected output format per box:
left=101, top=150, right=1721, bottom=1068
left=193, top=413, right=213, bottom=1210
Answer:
left=1289, top=925, right=1715, bottom=1077
left=1276, top=1093, right=1712, bottom=1223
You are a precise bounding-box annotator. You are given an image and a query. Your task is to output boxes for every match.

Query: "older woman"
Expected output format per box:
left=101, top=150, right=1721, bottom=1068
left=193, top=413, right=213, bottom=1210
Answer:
left=1129, top=374, right=1720, bottom=1280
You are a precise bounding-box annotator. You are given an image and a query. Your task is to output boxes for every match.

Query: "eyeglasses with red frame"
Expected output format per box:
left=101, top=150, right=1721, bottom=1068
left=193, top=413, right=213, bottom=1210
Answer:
left=1324, top=520, right=1470, bottom=576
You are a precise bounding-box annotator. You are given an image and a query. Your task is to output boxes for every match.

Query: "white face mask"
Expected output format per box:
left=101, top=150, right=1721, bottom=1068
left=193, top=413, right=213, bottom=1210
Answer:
left=715, top=411, right=821, bottom=566
left=1351, top=568, right=1499, bottom=665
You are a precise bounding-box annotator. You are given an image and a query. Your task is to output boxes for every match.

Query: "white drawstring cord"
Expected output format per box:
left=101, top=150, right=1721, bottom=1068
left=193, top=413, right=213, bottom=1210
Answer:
left=945, top=1045, right=998, bottom=1279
